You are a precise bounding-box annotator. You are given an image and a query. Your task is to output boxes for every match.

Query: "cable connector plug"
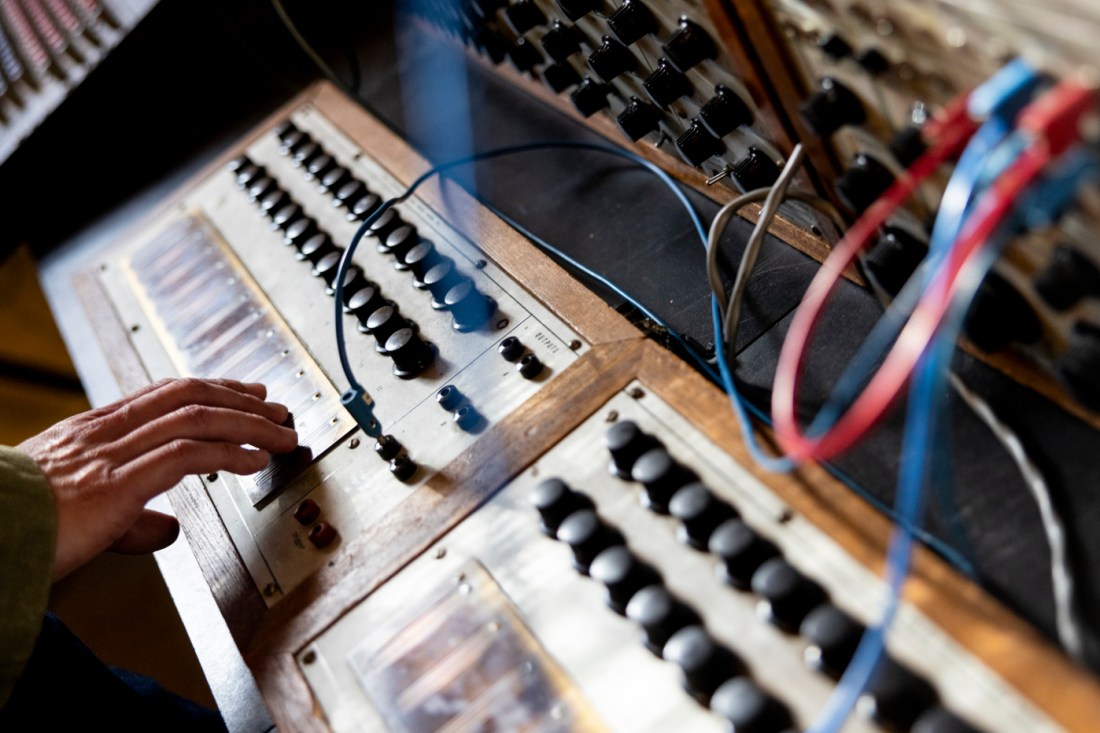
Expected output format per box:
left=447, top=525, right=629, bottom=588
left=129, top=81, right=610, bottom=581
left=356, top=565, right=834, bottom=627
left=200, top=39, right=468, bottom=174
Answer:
left=341, top=387, right=383, bottom=438
left=1020, top=81, right=1098, bottom=157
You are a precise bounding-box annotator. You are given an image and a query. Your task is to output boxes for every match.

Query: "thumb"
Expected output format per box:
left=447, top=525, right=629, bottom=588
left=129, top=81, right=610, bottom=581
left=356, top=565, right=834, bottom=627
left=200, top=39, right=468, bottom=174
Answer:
left=109, top=509, right=181, bottom=555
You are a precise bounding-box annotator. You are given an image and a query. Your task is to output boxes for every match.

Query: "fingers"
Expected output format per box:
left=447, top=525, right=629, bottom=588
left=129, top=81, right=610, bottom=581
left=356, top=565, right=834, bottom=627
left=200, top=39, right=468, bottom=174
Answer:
left=111, top=405, right=299, bottom=464
left=114, top=440, right=273, bottom=504
left=109, top=509, right=180, bottom=555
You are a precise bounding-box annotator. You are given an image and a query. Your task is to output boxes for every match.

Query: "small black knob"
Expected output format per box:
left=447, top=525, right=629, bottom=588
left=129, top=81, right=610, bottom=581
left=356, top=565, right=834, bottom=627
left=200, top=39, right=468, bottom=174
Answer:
left=863, top=226, right=928, bottom=297
left=278, top=130, right=309, bottom=156
left=643, top=58, right=692, bottom=107
left=422, top=261, right=463, bottom=309
left=498, top=335, right=525, bottom=362
left=700, top=85, right=753, bottom=137
left=556, top=509, right=623, bottom=574
left=259, top=190, right=290, bottom=216
left=247, top=176, right=278, bottom=202
left=751, top=558, right=827, bottom=631
left=1058, top=324, right=1100, bottom=410
left=235, top=163, right=265, bottom=189
left=504, top=0, right=546, bottom=34
left=328, top=265, right=367, bottom=301
left=800, top=77, right=866, bottom=136
left=306, top=153, right=337, bottom=181
left=334, top=179, right=368, bottom=209
left=963, top=273, right=1041, bottom=352
left=273, top=120, right=297, bottom=141
left=663, top=17, right=717, bottom=72
left=589, top=546, right=660, bottom=615
left=406, top=242, right=441, bottom=284
left=530, top=478, right=594, bottom=537
left=626, top=586, right=700, bottom=655
left=347, top=284, right=387, bottom=328
left=663, top=626, right=743, bottom=704
left=708, top=518, right=778, bottom=590
left=272, top=203, right=304, bottom=230
left=555, top=0, right=598, bottom=21
left=710, top=678, right=792, bottom=733
left=311, top=251, right=344, bottom=286
left=732, top=146, right=781, bottom=191
left=446, top=281, right=496, bottom=332
left=540, top=20, right=581, bottom=62
left=453, top=404, right=484, bottom=432
left=604, top=420, right=657, bottom=479
left=292, top=141, right=322, bottom=168
left=890, top=124, right=927, bottom=167
left=473, top=27, right=509, bottom=64
left=1035, top=244, right=1100, bottom=310
left=508, top=37, right=543, bottom=73
left=543, top=62, right=582, bottom=93
left=297, top=233, right=336, bottom=263
left=227, top=155, right=251, bottom=175
left=386, top=328, right=435, bottom=378
left=669, top=483, right=736, bottom=550
left=630, top=448, right=695, bottom=514
left=285, top=218, right=318, bottom=248
left=368, top=208, right=403, bottom=242
left=366, top=306, right=410, bottom=353
left=856, top=47, right=891, bottom=76
left=616, top=97, right=661, bottom=141
left=862, top=657, right=939, bottom=730
left=517, top=353, right=544, bottom=379
left=382, top=224, right=420, bottom=266
left=800, top=603, right=864, bottom=677
left=587, top=35, right=636, bottom=82
left=608, top=0, right=656, bottom=45
left=348, top=193, right=383, bottom=221
left=913, top=707, right=984, bottom=733
left=319, top=166, right=353, bottom=194
left=436, top=384, right=464, bottom=411
left=835, top=153, right=895, bottom=214
left=390, top=455, right=418, bottom=482
left=374, top=434, right=403, bottom=461
left=571, top=76, right=611, bottom=117
left=676, top=119, right=723, bottom=167
left=817, top=32, right=853, bottom=60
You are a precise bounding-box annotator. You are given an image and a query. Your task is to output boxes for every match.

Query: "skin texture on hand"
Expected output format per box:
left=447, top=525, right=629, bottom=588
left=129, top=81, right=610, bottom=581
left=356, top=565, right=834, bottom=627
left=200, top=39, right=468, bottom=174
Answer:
left=18, top=378, right=299, bottom=581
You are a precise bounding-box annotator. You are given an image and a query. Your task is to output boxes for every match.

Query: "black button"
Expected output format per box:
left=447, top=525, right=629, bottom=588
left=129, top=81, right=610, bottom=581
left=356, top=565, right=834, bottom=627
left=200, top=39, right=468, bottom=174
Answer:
left=334, top=179, right=368, bottom=208
left=571, top=76, right=611, bottom=117
left=913, top=707, right=984, bottom=733
left=367, top=306, right=410, bottom=353
left=604, top=420, right=657, bottom=479
left=292, top=141, right=322, bottom=168
left=835, top=153, right=895, bottom=214
left=504, top=0, right=546, bottom=35
left=406, top=242, right=441, bottom=285
left=555, top=509, right=623, bottom=574
left=348, top=193, right=383, bottom=222
left=347, top=284, right=387, bottom=327
left=616, top=97, right=661, bottom=141
left=676, top=119, right=723, bottom=167
left=297, top=233, right=336, bottom=264
left=530, top=478, right=594, bottom=537
left=368, top=208, right=403, bottom=242
left=436, top=384, right=464, bottom=411
left=319, top=166, right=353, bottom=193
left=862, top=657, right=939, bottom=730
left=587, top=35, right=636, bottom=82
left=630, top=448, right=695, bottom=514
left=445, top=280, right=495, bottom=332
left=710, top=678, right=792, bottom=733
left=390, top=455, right=418, bottom=482
left=517, top=353, right=544, bottom=379
left=386, top=328, right=435, bottom=378
left=669, top=483, right=736, bottom=550
left=608, top=0, right=656, bottom=45
left=663, top=18, right=717, bottom=72
left=284, top=218, right=318, bottom=248
left=700, top=85, right=753, bottom=137
left=306, top=153, right=337, bottom=181
left=509, top=36, right=543, bottom=73
left=541, top=20, right=582, bottom=62
left=863, top=226, right=928, bottom=297
left=1035, top=244, right=1100, bottom=310
left=817, top=32, right=853, bottom=60
left=1058, top=323, right=1100, bottom=410
left=708, top=518, right=778, bottom=589
left=453, top=404, right=483, bottom=432
left=382, top=224, right=420, bottom=265
left=374, top=434, right=403, bottom=461
left=625, top=586, right=700, bottom=655
left=498, top=335, right=524, bottom=362
left=856, top=47, right=891, bottom=76
left=555, top=0, right=598, bottom=21
left=751, top=558, right=826, bottom=631
left=422, top=261, right=463, bottom=309
left=800, top=77, right=866, bottom=135
left=800, top=604, right=864, bottom=677
left=235, top=163, right=265, bottom=189
left=543, top=62, right=582, bottom=93
left=272, top=203, right=304, bottom=230
left=247, top=176, right=278, bottom=202
left=890, top=124, right=927, bottom=167
left=663, top=626, right=743, bottom=704
left=589, top=546, right=660, bottom=615
left=732, top=147, right=781, bottom=191
left=963, top=273, right=1041, bottom=352
left=643, top=59, right=692, bottom=107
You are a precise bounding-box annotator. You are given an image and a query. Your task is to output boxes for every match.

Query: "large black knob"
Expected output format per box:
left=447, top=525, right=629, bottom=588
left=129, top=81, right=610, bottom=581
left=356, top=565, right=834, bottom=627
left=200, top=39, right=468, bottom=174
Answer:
left=676, top=119, right=723, bottom=167
left=589, top=546, right=660, bottom=615
left=889, top=124, right=927, bottom=167
left=273, top=120, right=297, bottom=141
left=663, top=17, right=717, bottom=72
left=543, top=62, right=582, bottom=93
left=700, top=85, right=753, bottom=137
left=571, top=76, right=612, bottom=117
left=278, top=130, right=309, bottom=156
left=319, top=166, right=353, bottom=194
left=643, top=59, right=691, bottom=107
left=751, top=558, right=827, bottom=631
left=297, top=233, right=337, bottom=264
left=348, top=193, right=383, bottom=222
left=445, top=281, right=496, bottom=332
left=382, top=224, right=420, bottom=266
left=800, top=77, right=866, bottom=135
left=835, top=153, right=895, bottom=213
left=709, top=518, right=778, bottom=590
left=366, top=306, right=410, bottom=353
left=504, top=0, right=546, bottom=34
left=555, top=0, right=598, bottom=21
left=608, top=0, right=656, bottom=45
left=913, top=707, right=984, bottom=733
left=710, top=678, right=792, bottom=733
left=800, top=603, right=864, bottom=677
left=856, top=47, right=891, bottom=76
left=529, top=478, right=594, bottom=537
left=587, top=35, right=636, bottom=82
left=347, top=284, right=388, bottom=329
left=817, top=32, right=853, bottom=60
left=617, top=97, right=661, bottom=141
left=555, top=509, right=623, bottom=574
left=663, top=626, right=743, bottom=704
left=669, top=483, right=736, bottom=550
left=328, top=265, right=368, bottom=301
left=311, top=251, right=344, bottom=286
left=272, top=203, right=304, bottom=230
left=732, top=147, right=781, bottom=191
left=368, top=208, right=403, bottom=242
left=292, top=141, right=322, bottom=168
left=863, top=226, right=928, bottom=297
left=227, top=155, right=251, bottom=175
left=306, top=153, right=337, bottom=181
left=284, top=218, right=318, bottom=249
left=406, top=242, right=441, bottom=285
left=508, top=37, right=543, bottom=74
left=630, top=448, right=695, bottom=514
left=1035, top=244, right=1100, bottom=310
left=235, top=163, right=265, bottom=189
left=259, top=190, right=291, bottom=217
left=625, top=586, right=700, bottom=655
left=963, top=273, right=1041, bottom=352
left=861, top=657, right=939, bottom=730
left=386, top=328, right=435, bottom=378
left=540, top=19, right=581, bottom=62
left=333, top=179, right=368, bottom=209
left=247, top=176, right=278, bottom=202
left=1058, top=324, right=1100, bottom=410
left=422, top=261, right=463, bottom=309
left=605, top=420, right=657, bottom=479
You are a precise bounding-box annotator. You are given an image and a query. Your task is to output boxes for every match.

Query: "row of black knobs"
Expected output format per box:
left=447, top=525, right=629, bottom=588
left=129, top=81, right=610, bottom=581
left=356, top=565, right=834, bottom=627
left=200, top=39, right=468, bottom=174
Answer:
left=530, top=419, right=982, bottom=733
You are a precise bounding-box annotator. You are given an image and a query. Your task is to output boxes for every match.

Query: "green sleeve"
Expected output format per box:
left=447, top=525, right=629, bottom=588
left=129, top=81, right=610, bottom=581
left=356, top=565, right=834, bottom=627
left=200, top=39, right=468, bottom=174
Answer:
left=0, top=447, right=55, bottom=709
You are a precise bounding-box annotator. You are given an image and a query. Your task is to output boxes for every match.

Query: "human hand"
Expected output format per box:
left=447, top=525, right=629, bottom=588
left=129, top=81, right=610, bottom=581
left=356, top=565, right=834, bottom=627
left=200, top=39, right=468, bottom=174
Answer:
left=18, top=377, right=299, bottom=581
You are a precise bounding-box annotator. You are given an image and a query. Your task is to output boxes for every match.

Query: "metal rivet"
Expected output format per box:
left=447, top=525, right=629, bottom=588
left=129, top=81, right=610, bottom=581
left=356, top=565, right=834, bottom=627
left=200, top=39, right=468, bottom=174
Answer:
left=605, top=410, right=619, bottom=423
left=475, top=259, right=487, bottom=269
left=263, top=583, right=278, bottom=596
left=496, top=318, right=509, bottom=330
left=301, top=650, right=317, bottom=665
left=207, top=473, right=218, bottom=482
left=434, top=547, right=447, bottom=559
left=777, top=508, right=794, bottom=524
left=569, top=339, right=582, bottom=350
left=629, top=387, right=645, bottom=399
left=349, top=438, right=360, bottom=449
left=130, top=324, right=140, bottom=333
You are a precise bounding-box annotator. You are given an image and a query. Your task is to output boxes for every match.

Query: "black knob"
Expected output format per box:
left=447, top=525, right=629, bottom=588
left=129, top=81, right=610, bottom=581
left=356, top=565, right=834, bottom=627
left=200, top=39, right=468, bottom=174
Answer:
left=508, top=37, right=543, bottom=73
left=453, top=404, right=483, bottom=432
left=543, top=62, right=582, bottom=93
left=473, top=27, right=509, bottom=64
left=247, top=176, right=278, bottom=202
left=406, top=242, right=441, bottom=285
left=556, top=509, right=623, bottom=574
left=386, top=328, right=435, bottom=378
left=293, top=498, right=321, bottom=525
left=571, top=77, right=611, bottom=117
left=835, top=153, right=895, bottom=214
left=800, top=77, right=866, bottom=135
left=235, top=163, right=265, bottom=189
left=663, top=17, right=717, bottom=72
left=587, top=35, right=636, bottom=82
left=540, top=20, right=582, bottom=62
left=863, top=226, right=928, bottom=297
left=608, top=0, right=656, bottom=45
left=625, top=586, right=700, bottom=655
left=319, top=166, right=353, bottom=193
left=1035, top=244, right=1100, bottom=310
left=856, top=47, right=891, bottom=76
left=700, top=85, right=753, bottom=137
left=334, top=179, right=368, bottom=209
left=517, top=353, right=544, bottom=379
left=862, top=657, right=939, bottom=730
left=643, top=58, right=691, bottom=107
left=272, top=203, right=304, bottom=231
left=504, top=0, right=546, bottom=34
left=306, top=153, right=337, bottom=181
left=751, top=558, right=827, bottom=631
left=374, top=434, right=403, bottom=461
left=669, top=483, right=736, bottom=550
left=274, top=120, right=297, bottom=141
left=710, top=678, right=792, bottom=733
left=963, top=273, right=1041, bottom=352
left=913, top=707, right=984, bottom=733
left=498, top=335, right=525, bottom=362
left=390, top=455, right=418, bottom=482
left=422, top=261, right=463, bottom=309
left=311, top=251, right=344, bottom=286
left=445, top=281, right=496, bottom=331
left=529, top=478, right=594, bottom=537
left=348, top=193, right=383, bottom=222
left=278, top=130, right=309, bottom=155
left=436, top=384, right=464, bottom=411
left=1058, top=324, right=1100, bottom=410
left=367, top=306, right=410, bottom=353
left=227, top=155, right=251, bottom=175
left=630, top=448, right=695, bottom=514
left=555, top=0, right=598, bottom=21
left=676, top=119, right=723, bottom=167
left=285, top=218, right=318, bottom=249
left=589, top=546, right=660, bottom=615
left=616, top=97, right=661, bottom=141
left=297, top=232, right=336, bottom=263
left=368, top=208, right=403, bottom=242
left=708, top=518, right=778, bottom=590
left=817, top=32, right=853, bottom=60
left=889, top=124, right=927, bottom=167
left=292, top=141, right=322, bottom=168
left=382, top=224, right=420, bottom=266
left=347, top=284, right=387, bottom=327
left=329, top=265, right=368, bottom=301
left=259, top=190, right=291, bottom=217
left=732, top=146, right=781, bottom=191
left=604, top=420, right=657, bottom=479
left=800, top=603, right=864, bottom=677
left=663, top=626, right=743, bottom=704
